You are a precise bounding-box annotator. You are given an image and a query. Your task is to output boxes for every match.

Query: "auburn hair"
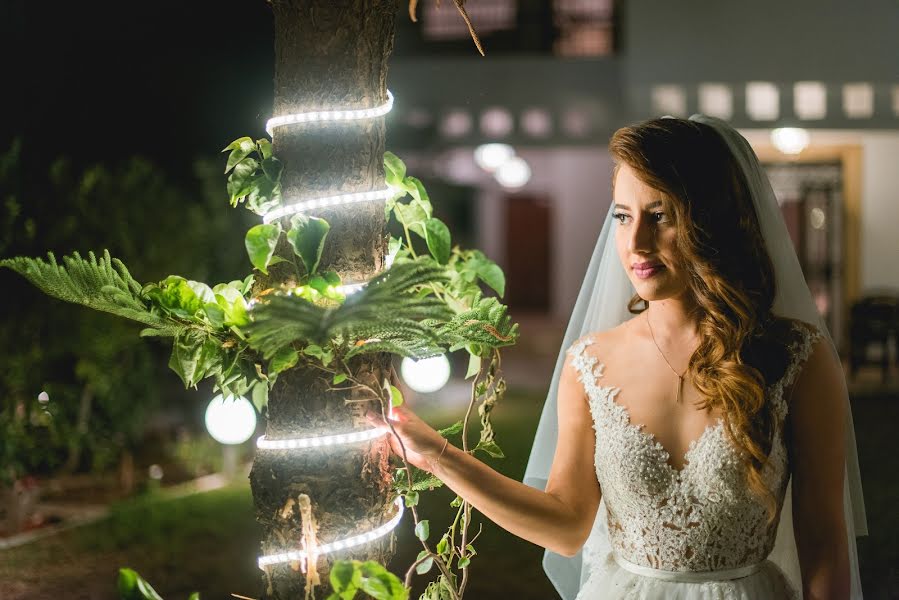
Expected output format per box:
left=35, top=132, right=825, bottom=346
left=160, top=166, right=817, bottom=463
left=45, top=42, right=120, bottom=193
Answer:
left=609, top=117, right=797, bottom=524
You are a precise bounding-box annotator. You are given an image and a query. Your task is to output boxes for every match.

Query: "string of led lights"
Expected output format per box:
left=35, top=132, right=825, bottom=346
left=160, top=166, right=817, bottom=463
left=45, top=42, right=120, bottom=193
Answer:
left=262, top=90, right=396, bottom=223
left=256, top=89, right=403, bottom=571
left=265, top=90, right=394, bottom=137
left=256, top=426, right=388, bottom=450
left=257, top=496, right=405, bottom=569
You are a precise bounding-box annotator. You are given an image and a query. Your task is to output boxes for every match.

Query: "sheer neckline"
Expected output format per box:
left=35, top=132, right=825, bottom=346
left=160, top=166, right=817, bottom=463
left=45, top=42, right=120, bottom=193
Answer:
left=578, top=335, right=725, bottom=475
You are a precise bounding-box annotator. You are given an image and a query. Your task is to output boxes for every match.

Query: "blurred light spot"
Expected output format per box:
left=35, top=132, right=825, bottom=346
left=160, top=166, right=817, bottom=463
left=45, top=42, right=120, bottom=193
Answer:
left=480, top=107, right=514, bottom=137
left=746, top=82, right=779, bottom=121
left=521, top=108, right=552, bottom=138
left=810, top=207, right=826, bottom=230
left=698, top=83, right=733, bottom=119
left=561, top=109, right=591, bottom=137
left=771, top=127, right=810, bottom=155
left=652, top=85, right=687, bottom=117
left=440, top=110, right=473, bottom=138
left=37, top=391, right=50, bottom=405
left=403, top=108, right=433, bottom=128
left=205, top=394, right=257, bottom=445
left=474, top=143, right=515, bottom=172
left=401, top=354, right=451, bottom=393
left=495, top=156, right=532, bottom=189
left=843, top=83, right=874, bottom=119
left=148, top=464, right=164, bottom=480
left=794, top=82, right=827, bottom=120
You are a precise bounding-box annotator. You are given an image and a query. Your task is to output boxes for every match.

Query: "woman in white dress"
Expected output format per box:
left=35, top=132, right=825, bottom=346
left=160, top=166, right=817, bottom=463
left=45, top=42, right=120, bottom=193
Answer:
left=365, top=115, right=865, bottom=599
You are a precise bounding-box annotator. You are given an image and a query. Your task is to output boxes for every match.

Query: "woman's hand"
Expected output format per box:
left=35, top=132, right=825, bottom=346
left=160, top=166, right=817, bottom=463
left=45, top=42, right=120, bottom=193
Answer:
left=364, top=403, right=448, bottom=473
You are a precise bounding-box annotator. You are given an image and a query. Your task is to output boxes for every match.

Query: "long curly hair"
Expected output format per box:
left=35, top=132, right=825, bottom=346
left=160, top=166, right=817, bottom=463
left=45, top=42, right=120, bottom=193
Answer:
left=609, top=117, right=796, bottom=524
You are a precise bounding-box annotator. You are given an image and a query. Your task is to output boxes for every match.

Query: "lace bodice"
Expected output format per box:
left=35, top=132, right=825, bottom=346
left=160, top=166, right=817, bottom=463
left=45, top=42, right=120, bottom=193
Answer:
left=568, top=320, right=822, bottom=573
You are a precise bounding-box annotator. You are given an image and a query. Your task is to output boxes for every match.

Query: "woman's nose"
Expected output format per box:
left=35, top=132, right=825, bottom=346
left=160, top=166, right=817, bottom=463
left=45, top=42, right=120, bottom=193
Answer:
left=627, top=217, right=655, bottom=253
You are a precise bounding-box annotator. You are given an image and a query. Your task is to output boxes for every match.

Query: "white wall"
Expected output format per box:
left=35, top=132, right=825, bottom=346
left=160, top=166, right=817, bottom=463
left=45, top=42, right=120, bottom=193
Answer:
left=860, top=132, right=899, bottom=292
left=476, top=147, right=614, bottom=321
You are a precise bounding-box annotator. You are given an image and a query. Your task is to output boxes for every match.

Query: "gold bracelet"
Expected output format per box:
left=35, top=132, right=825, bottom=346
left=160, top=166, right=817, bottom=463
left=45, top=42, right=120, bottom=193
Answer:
left=433, top=438, right=449, bottom=468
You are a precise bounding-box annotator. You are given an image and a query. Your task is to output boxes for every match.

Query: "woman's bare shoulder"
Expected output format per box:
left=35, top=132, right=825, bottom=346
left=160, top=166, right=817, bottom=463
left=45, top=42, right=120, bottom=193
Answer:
left=569, top=316, right=640, bottom=356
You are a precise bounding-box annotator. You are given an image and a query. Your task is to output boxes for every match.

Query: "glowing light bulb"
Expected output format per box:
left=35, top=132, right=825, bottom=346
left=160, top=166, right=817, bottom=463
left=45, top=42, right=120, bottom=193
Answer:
left=204, top=394, right=257, bottom=445
left=400, top=354, right=451, bottom=394
left=771, top=127, right=810, bottom=155
left=494, top=156, right=531, bottom=189
left=474, top=143, right=515, bottom=172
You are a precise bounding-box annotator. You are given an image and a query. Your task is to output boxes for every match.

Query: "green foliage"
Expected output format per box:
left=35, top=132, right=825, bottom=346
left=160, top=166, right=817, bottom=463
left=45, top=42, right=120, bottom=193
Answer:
left=1, top=250, right=183, bottom=338
left=286, top=213, right=330, bottom=275
left=244, top=257, right=454, bottom=359
left=244, top=222, right=282, bottom=274
left=117, top=568, right=198, bottom=600
left=223, top=136, right=281, bottom=215
left=326, top=560, right=409, bottom=600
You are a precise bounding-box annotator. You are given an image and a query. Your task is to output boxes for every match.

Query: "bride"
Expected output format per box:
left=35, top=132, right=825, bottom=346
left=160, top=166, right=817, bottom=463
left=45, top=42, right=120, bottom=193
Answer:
left=365, top=115, right=866, bottom=599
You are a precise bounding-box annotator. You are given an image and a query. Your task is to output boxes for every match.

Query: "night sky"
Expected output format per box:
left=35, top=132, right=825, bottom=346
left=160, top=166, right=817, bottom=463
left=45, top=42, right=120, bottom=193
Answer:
left=8, top=1, right=277, bottom=184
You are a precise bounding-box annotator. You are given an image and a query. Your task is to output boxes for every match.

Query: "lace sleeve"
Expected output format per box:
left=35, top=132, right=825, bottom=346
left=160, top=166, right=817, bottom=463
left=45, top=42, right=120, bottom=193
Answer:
left=774, top=320, right=825, bottom=417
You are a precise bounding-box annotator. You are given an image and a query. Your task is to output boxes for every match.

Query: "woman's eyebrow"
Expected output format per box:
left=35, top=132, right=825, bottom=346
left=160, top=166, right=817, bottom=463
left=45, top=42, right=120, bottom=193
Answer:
left=613, top=200, right=663, bottom=211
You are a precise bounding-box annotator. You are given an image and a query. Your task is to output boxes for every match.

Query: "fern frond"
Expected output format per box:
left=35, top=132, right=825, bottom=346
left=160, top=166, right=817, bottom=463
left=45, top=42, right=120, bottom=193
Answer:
left=1, top=250, right=184, bottom=337
left=246, top=258, right=455, bottom=358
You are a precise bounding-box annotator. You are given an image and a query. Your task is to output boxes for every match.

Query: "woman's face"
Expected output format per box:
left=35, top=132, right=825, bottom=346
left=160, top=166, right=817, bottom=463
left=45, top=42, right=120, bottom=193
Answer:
left=612, top=163, right=690, bottom=302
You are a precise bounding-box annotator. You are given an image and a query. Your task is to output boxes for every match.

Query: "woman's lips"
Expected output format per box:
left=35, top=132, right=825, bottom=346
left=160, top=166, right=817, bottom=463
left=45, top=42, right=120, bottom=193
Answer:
left=633, top=263, right=665, bottom=279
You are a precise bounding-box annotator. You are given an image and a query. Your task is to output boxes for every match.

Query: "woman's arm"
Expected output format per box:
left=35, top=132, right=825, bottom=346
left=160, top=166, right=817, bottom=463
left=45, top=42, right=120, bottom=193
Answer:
left=366, top=348, right=601, bottom=558
left=788, top=333, right=850, bottom=600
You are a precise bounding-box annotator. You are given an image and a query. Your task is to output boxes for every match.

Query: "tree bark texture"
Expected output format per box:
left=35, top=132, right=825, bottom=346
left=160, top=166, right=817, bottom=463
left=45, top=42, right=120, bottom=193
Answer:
left=249, top=1, right=398, bottom=598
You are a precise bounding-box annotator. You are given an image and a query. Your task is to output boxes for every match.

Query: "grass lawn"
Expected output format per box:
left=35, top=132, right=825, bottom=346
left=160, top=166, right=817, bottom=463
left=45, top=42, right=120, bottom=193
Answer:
left=0, top=387, right=894, bottom=599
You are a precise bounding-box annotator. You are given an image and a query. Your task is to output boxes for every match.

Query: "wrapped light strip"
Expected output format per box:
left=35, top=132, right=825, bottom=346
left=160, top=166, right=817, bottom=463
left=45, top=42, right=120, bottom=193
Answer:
left=256, top=426, right=388, bottom=450
left=258, top=496, right=404, bottom=569
left=262, top=187, right=393, bottom=224
left=266, top=90, right=395, bottom=136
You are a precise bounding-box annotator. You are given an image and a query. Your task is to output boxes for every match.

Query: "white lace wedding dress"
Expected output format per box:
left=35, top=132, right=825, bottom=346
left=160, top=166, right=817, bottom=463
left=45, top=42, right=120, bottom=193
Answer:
left=567, top=320, right=822, bottom=600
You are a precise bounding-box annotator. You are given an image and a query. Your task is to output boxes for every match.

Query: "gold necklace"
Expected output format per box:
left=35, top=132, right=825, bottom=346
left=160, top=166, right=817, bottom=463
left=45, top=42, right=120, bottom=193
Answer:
left=646, top=311, right=689, bottom=404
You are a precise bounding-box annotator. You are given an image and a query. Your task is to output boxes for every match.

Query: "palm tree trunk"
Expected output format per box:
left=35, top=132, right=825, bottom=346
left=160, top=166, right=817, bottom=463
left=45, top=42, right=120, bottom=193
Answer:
left=249, top=1, right=398, bottom=598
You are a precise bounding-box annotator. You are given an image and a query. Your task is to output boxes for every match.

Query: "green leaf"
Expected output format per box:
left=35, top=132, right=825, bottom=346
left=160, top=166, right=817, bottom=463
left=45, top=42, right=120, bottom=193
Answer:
left=262, top=156, right=283, bottom=182
left=437, top=420, right=463, bottom=437
left=465, top=543, right=476, bottom=555
left=223, top=137, right=255, bottom=173
left=333, top=372, right=348, bottom=385
left=404, top=491, right=419, bottom=507
left=256, top=138, right=273, bottom=160
left=188, top=594, right=200, bottom=600
left=227, top=157, right=260, bottom=203
left=286, top=214, right=330, bottom=275
left=269, top=346, right=299, bottom=375
left=251, top=381, right=268, bottom=413
left=389, top=385, right=404, bottom=407
left=436, top=535, right=449, bottom=555
left=117, top=567, right=164, bottom=600
left=168, top=330, right=221, bottom=389
left=392, top=201, right=428, bottom=239
left=415, top=550, right=434, bottom=575
left=474, top=260, right=505, bottom=297
left=465, top=352, right=481, bottom=379
left=384, top=151, right=406, bottom=188
left=473, top=439, right=505, bottom=459
left=415, top=519, right=430, bottom=541
left=358, top=561, right=407, bottom=600
left=457, top=556, right=471, bottom=569
left=405, top=177, right=432, bottom=217
left=424, top=218, right=451, bottom=265
left=303, top=344, right=323, bottom=358
left=245, top=223, right=282, bottom=274
left=330, top=560, right=357, bottom=592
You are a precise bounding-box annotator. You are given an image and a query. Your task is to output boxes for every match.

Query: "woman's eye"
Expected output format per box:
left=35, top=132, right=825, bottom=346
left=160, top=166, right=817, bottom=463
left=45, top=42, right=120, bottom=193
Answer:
left=613, top=212, right=630, bottom=224
left=653, top=212, right=669, bottom=223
